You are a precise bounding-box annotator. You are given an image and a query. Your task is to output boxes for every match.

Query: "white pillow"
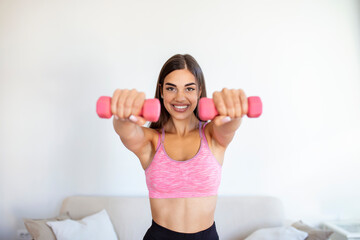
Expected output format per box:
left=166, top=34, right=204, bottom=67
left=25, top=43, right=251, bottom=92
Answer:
left=245, top=226, right=308, bottom=240
left=46, top=209, right=118, bottom=240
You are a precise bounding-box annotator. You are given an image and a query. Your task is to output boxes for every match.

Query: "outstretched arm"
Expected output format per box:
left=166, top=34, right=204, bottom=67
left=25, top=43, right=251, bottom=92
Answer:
left=207, top=88, right=248, bottom=148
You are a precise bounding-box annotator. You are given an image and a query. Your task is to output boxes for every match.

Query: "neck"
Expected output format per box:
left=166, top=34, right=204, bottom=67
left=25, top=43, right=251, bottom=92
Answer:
left=166, top=114, right=199, bottom=137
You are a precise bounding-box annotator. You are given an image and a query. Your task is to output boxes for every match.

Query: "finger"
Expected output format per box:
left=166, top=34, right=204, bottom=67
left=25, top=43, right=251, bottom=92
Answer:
left=213, top=91, right=227, bottom=116
left=117, top=89, right=129, bottom=119
left=132, top=91, right=145, bottom=116
left=212, top=115, right=232, bottom=126
left=130, top=116, right=147, bottom=126
left=123, top=89, right=137, bottom=118
left=222, top=88, right=235, bottom=118
left=234, top=89, right=242, bottom=118
left=239, top=89, right=248, bottom=117
left=111, top=89, right=121, bottom=118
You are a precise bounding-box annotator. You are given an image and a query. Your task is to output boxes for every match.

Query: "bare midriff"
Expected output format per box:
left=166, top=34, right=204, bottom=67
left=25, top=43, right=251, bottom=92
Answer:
left=149, top=195, right=218, bottom=233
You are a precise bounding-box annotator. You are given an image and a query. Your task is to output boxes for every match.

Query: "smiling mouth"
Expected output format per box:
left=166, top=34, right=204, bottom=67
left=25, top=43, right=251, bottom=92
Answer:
left=172, top=104, right=190, bottom=112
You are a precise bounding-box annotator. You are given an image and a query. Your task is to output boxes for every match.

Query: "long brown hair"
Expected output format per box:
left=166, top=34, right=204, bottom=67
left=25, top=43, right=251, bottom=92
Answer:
left=148, top=54, right=207, bottom=130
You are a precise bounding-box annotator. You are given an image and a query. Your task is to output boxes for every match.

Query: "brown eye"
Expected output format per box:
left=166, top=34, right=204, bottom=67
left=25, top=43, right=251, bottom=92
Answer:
left=166, top=87, right=175, bottom=91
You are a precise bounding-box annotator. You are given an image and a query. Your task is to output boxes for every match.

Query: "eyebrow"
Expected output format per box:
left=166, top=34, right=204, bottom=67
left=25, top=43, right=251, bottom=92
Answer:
left=165, top=83, right=196, bottom=87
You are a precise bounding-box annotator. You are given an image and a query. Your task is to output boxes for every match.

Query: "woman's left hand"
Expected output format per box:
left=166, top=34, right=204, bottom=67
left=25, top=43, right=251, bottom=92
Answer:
left=212, top=88, right=248, bottom=126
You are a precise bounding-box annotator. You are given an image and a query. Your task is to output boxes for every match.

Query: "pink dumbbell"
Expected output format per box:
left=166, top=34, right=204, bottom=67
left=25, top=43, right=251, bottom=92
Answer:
left=96, top=96, right=161, bottom=122
left=198, top=96, right=262, bottom=121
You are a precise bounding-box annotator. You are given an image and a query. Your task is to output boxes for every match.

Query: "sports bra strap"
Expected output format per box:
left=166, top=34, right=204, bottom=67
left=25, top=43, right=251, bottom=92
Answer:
left=161, top=127, right=165, bottom=143
left=202, top=121, right=210, bottom=138
left=199, top=121, right=203, bottom=139
left=156, top=132, right=161, bottom=150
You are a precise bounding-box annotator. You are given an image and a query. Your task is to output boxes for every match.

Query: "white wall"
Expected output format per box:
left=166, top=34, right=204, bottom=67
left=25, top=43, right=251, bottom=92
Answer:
left=1, top=0, right=359, bottom=239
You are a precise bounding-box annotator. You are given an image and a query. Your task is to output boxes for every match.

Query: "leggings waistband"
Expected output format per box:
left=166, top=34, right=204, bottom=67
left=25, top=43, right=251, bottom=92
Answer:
left=144, top=220, right=219, bottom=240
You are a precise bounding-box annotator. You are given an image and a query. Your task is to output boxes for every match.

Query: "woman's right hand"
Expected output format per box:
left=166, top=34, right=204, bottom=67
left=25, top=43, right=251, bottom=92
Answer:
left=111, top=89, right=147, bottom=126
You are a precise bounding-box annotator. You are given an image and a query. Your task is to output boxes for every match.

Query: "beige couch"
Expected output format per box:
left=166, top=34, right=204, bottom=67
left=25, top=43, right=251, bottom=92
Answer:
left=59, top=195, right=285, bottom=240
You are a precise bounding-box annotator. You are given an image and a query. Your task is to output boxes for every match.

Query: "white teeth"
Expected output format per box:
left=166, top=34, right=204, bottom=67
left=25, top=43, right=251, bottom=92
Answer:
left=173, top=105, right=188, bottom=109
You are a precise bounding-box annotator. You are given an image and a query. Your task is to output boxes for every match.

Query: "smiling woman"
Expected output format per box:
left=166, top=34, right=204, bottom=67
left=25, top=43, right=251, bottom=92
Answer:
left=161, top=70, right=201, bottom=120
left=149, top=54, right=208, bottom=130
left=111, top=54, right=248, bottom=239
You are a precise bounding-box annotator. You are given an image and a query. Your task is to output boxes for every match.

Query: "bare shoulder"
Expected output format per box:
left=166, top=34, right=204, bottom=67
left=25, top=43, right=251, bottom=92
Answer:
left=142, top=127, right=161, bottom=150
left=203, top=121, right=226, bottom=166
left=135, top=127, right=161, bottom=170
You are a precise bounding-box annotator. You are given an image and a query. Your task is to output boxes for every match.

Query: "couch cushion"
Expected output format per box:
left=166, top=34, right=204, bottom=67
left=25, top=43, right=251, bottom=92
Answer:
left=244, top=226, right=308, bottom=240
left=60, top=196, right=152, bottom=240
left=292, top=220, right=333, bottom=240
left=46, top=209, right=117, bottom=240
left=23, top=212, right=70, bottom=240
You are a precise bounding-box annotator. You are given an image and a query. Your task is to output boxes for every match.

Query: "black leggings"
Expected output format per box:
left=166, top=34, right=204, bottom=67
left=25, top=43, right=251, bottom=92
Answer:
left=143, top=220, right=219, bottom=240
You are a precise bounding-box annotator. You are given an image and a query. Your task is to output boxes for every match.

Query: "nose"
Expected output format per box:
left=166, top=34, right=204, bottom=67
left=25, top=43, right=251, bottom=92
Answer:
left=175, top=90, right=186, bottom=101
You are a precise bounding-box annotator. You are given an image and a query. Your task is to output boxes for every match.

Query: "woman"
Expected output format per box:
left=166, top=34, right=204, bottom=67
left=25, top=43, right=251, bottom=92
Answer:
left=111, top=54, right=248, bottom=240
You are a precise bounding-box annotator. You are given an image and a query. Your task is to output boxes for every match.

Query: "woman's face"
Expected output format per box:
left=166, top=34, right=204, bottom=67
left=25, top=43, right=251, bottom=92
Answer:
left=162, top=69, right=202, bottom=120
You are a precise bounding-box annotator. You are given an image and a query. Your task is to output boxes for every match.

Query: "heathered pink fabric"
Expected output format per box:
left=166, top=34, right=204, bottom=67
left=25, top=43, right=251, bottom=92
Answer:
left=145, top=121, right=222, bottom=199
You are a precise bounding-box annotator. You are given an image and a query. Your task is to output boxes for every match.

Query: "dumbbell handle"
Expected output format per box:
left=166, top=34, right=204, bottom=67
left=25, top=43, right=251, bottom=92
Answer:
left=96, top=96, right=161, bottom=122
left=198, top=96, right=262, bottom=121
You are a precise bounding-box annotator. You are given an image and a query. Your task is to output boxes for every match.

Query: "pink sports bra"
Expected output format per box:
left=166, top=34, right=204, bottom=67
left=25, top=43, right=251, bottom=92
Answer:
left=145, top=121, right=222, bottom=199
